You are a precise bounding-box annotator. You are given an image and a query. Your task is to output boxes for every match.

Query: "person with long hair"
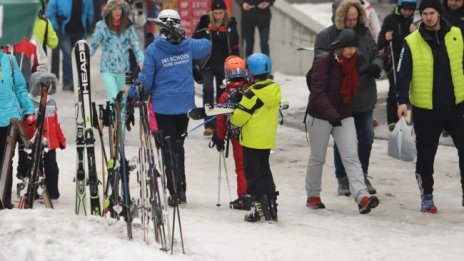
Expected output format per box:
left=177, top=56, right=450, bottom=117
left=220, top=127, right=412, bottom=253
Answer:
left=89, top=0, right=144, bottom=101
left=193, top=0, right=239, bottom=136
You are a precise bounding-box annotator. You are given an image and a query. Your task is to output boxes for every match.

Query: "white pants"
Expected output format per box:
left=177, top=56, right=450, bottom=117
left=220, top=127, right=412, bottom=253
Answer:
left=305, top=116, right=369, bottom=203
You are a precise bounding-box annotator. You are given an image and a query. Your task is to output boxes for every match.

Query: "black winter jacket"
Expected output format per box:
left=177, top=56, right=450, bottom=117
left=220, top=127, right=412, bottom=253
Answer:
left=236, top=0, right=274, bottom=27
left=314, top=24, right=382, bottom=113
left=377, top=6, right=414, bottom=67
left=309, top=52, right=356, bottom=122
left=192, top=15, right=240, bottom=71
left=443, top=0, right=464, bottom=31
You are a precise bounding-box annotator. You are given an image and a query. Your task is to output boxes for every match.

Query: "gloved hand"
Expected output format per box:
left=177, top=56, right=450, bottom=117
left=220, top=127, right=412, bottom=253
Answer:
left=125, top=71, right=133, bottom=85
left=211, top=134, right=225, bottom=152
left=369, top=63, right=382, bottom=79
left=330, top=118, right=342, bottom=127
left=24, top=114, right=36, bottom=126
left=59, top=143, right=66, bottom=150
left=197, top=15, right=210, bottom=30
left=193, top=65, right=203, bottom=84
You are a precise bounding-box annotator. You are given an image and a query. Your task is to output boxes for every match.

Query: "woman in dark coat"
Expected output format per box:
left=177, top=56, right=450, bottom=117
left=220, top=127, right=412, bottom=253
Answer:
left=193, top=0, right=239, bottom=136
left=305, top=29, right=380, bottom=214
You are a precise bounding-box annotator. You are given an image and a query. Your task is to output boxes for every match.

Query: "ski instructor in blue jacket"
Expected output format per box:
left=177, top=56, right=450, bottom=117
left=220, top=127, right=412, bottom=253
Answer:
left=140, top=9, right=211, bottom=206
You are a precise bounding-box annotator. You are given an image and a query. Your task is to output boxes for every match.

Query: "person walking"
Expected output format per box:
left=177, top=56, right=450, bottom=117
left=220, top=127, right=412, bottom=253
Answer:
left=139, top=9, right=211, bottom=206
left=314, top=0, right=383, bottom=197
left=231, top=53, right=281, bottom=223
left=193, top=0, right=240, bottom=136
left=46, top=0, right=94, bottom=91
left=378, top=0, right=417, bottom=131
left=305, top=29, right=379, bottom=214
left=89, top=0, right=144, bottom=101
left=236, top=0, right=274, bottom=57
left=396, top=0, right=464, bottom=213
left=443, top=0, right=464, bottom=31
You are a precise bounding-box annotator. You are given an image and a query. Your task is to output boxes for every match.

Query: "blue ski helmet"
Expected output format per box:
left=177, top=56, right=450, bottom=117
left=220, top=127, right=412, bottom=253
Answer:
left=398, top=0, right=417, bottom=9
left=247, top=53, right=272, bottom=76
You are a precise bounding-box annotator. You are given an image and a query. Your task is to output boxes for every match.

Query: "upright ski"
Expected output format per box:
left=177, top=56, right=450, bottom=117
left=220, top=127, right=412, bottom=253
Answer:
left=72, top=40, right=101, bottom=216
left=18, top=83, right=53, bottom=209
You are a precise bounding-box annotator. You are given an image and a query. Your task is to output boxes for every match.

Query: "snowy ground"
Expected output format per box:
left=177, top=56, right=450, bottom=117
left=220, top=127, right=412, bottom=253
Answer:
left=1, top=6, right=464, bottom=261
left=1, top=65, right=463, bottom=260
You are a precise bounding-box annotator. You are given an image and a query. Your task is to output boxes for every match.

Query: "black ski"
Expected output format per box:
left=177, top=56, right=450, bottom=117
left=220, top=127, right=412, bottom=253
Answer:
left=18, top=83, right=53, bottom=209
left=114, top=92, right=133, bottom=239
left=72, top=40, right=101, bottom=216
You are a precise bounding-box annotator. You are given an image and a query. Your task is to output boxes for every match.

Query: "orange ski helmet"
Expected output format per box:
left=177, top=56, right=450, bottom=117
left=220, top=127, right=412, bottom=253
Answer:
left=224, top=55, right=247, bottom=81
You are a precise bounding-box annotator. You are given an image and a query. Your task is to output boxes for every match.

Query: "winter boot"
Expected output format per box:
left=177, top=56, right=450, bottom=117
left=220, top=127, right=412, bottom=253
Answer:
left=421, top=194, right=437, bottom=214
left=337, top=176, right=351, bottom=196
left=358, top=196, right=379, bottom=214
left=229, top=195, right=252, bottom=210
left=306, top=197, right=325, bottom=209
left=364, top=172, right=377, bottom=195
left=244, top=195, right=272, bottom=223
left=267, top=191, right=279, bottom=221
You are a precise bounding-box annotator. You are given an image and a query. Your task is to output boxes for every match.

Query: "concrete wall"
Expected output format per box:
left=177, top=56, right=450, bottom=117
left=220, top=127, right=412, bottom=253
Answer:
left=233, top=1, right=326, bottom=76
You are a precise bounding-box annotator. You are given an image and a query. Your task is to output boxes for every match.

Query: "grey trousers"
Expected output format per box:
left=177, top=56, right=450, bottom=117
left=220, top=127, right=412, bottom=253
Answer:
left=305, top=116, right=369, bottom=203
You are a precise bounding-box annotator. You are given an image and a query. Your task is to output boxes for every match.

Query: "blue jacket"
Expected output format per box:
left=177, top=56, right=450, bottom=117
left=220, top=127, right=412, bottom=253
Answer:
left=141, top=37, right=211, bottom=115
left=0, top=52, right=34, bottom=127
left=89, top=21, right=144, bottom=73
left=46, top=0, right=94, bottom=35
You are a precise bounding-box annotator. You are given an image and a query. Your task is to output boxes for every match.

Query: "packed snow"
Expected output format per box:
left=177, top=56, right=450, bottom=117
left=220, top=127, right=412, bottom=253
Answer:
left=2, top=5, right=464, bottom=261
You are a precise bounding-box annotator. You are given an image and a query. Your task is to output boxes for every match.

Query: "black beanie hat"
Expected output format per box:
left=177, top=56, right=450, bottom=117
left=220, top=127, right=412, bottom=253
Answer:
left=419, top=0, right=443, bottom=15
left=211, top=0, right=227, bottom=10
left=330, top=29, right=358, bottom=49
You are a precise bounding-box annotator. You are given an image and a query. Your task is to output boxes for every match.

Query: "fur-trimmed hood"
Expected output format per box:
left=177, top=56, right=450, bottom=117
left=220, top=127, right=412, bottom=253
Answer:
left=334, top=0, right=367, bottom=30
left=101, top=0, right=130, bottom=18
left=29, top=71, right=57, bottom=99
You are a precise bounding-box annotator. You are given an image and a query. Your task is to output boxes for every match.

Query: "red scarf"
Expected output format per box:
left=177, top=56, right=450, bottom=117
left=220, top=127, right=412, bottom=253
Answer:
left=338, top=53, right=359, bottom=104
left=112, top=19, right=121, bottom=32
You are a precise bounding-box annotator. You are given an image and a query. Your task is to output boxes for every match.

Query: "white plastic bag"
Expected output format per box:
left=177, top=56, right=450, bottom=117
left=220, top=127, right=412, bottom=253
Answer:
left=388, top=117, right=416, bottom=162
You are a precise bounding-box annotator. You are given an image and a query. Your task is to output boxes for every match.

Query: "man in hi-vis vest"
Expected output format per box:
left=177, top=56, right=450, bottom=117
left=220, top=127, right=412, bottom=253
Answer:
left=396, top=0, right=464, bottom=214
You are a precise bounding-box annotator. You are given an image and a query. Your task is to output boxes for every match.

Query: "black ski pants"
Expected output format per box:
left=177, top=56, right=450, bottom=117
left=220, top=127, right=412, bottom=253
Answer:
left=242, top=146, right=276, bottom=199
left=18, top=148, right=60, bottom=199
left=412, top=102, right=464, bottom=195
left=155, top=113, right=189, bottom=196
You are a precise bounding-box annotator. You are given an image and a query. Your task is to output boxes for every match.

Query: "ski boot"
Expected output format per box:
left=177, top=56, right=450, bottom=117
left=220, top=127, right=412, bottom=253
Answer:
left=268, top=191, right=279, bottom=221
left=229, top=195, right=252, bottom=210
left=244, top=195, right=272, bottom=223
